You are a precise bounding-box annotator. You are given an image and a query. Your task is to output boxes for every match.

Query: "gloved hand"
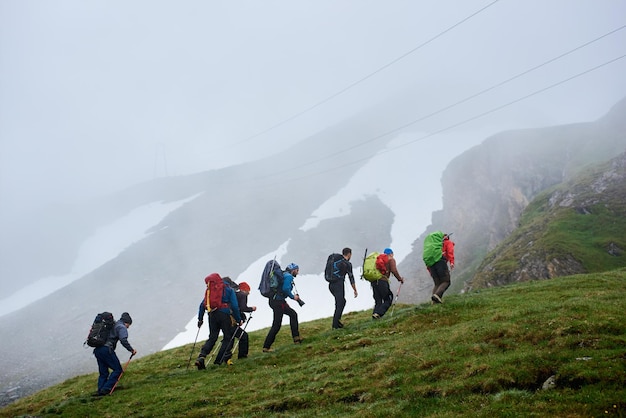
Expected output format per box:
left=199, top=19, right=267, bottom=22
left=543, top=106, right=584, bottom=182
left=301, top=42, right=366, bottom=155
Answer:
left=197, top=320, right=203, bottom=328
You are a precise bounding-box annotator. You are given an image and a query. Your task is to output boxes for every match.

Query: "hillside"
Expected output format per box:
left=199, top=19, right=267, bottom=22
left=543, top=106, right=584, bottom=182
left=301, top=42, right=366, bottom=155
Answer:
left=467, top=151, right=626, bottom=289
left=2, top=270, right=625, bottom=417
left=0, top=104, right=401, bottom=402
left=3, top=96, right=626, bottom=405
left=398, top=96, right=626, bottom=302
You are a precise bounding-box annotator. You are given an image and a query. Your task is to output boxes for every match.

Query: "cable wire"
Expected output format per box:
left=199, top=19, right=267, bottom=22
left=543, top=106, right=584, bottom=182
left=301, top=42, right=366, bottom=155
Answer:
left=237, top=25, right=626, bottom=185
left=256, top=53, right=626, bottom=189
left=226, top=0, right=502, bottom=149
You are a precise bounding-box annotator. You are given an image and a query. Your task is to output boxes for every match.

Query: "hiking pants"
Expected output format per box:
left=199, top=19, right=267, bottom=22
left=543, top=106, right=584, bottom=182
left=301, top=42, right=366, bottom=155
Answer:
left=372, top=279, right=393, bottom=317
left=94, top=346, right=122, bottom=393
left=328, top=280, right=346, bottom=328
left=429, top=258, right=451, bottom=298
left=199, top=310, right=236, bottom=364
left=263, top=298, right=299, bottom=349
left=233, top=326, right=249, bottom=358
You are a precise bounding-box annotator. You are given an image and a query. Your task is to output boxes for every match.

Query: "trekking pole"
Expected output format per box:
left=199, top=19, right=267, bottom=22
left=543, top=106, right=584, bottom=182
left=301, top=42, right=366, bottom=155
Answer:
left=390, top=282, right=403, bottom=317
left=218, top=326, right=239, bottom=365
left=360, top=248, right=368, bottom=279
left=232, top=314, right=252, bottom=355
left=292, top=283, right=305, bottom=307
left=110, top=353, right=134, bottom=394
left=186, top=325, right=202, bottom=370
left=206, top=340, right=222, bottom=364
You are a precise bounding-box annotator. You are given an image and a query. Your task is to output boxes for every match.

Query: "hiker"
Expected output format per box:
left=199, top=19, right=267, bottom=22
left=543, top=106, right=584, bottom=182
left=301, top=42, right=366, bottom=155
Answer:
left=93, top=312, right=137, bottom=396
left=232, top=281, right=256, bottom=359
left=262, top=263, right=304, bottom=352
left=425, top=232, right=455, bottom=304
left=195, top=273, right=242, bottom=370
left=372, top=248, right=404, bottom=319
left=325, top=247, right=358, bottom=329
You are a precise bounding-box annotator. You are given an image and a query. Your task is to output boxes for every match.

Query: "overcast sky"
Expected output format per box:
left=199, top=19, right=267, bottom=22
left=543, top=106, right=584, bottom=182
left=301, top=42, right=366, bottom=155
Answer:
left=1, top=0, right=626, bottom=222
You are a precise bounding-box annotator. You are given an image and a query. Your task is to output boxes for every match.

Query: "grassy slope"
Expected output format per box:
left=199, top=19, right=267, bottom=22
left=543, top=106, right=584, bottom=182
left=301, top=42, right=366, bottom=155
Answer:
left=470, top=159, right=626, bottom=289
left=2, top=270, right=626, bottom=418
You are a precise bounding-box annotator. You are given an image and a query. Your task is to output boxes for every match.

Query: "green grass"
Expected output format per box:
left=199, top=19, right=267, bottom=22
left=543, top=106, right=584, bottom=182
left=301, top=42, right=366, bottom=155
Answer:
left=469, top=162, right=626, bottom=289
left=2, top=270, right=626, bottom=417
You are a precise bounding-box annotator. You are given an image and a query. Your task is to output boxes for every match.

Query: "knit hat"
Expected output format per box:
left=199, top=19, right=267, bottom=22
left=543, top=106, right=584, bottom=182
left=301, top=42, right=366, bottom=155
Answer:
left=120, top=312, right=133, bottom=325
left=383, top=248, right=393, bottom=255
left=238, top=282, right=251, bottom=292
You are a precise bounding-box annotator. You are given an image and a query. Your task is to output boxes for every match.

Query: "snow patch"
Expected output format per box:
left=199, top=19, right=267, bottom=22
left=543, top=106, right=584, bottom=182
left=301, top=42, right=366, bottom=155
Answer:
left=0, top=193, right=202, bottom=317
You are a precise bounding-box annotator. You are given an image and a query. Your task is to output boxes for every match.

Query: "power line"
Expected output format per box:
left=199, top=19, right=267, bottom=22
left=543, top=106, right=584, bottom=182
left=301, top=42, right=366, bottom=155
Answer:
left=243, top=25, right=626, bottom=184
left=224, top=0, right=501, bottom=149
left=256, top=52, right=626, bottom=189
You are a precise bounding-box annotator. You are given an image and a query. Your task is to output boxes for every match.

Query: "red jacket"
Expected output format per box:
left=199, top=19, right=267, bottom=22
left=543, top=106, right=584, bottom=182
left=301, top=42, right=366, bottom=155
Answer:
left=442, top=236, right=455, bottom=266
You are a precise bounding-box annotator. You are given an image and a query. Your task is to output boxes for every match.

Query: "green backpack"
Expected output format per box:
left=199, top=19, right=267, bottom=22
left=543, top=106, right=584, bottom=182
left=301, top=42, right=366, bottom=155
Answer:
left=362, top=252, right=384, bottom=282
left=423, top=231, right=445, bottom=267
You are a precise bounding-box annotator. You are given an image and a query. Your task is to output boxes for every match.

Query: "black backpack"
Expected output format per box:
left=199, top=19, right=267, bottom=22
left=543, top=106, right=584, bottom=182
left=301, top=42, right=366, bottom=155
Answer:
left=85, top=312, right=115, bottom=348
left=325, top=253, right=345, bottom=283
left=222, top=276, right=240, bottom=291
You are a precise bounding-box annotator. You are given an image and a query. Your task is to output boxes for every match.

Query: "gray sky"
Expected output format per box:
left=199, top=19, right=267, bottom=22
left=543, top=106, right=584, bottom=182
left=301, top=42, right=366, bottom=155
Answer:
left=1, top=0, right=626, bottom=216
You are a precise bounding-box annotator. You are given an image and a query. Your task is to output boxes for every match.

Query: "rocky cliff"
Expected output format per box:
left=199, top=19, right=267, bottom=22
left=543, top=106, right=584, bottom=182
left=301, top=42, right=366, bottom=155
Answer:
left=398, top=96, right=626, bottom=301
left=468, top=150, right=626, bottom=288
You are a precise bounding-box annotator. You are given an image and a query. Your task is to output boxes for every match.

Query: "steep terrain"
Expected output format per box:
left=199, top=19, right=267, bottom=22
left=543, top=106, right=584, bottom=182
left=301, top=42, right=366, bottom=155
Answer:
left=2, top=271, right=625, bottom=417
left=2, top=97, right=626, bottom=405
left=467, top=151, right=626, bottom=289
left=397, top=97, right=626, bottom=302
left=0, top=107, right=399, bottom=405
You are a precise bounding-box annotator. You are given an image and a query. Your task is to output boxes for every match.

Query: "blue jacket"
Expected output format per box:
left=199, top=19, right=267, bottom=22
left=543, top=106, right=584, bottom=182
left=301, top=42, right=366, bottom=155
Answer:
left=275, top=272, right=296, bottom=301
left=198, top=285, right=241, bottom=323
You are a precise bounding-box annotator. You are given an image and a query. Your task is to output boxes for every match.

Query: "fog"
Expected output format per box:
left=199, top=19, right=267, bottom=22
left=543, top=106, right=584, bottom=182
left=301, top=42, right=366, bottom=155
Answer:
left=2, top=0, right=626, bottom=294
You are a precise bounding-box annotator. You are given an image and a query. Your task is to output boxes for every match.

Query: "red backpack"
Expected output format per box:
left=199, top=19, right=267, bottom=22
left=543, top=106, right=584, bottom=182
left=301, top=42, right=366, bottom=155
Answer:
left=205, top=273, right=229, bottom=312
left=375, top=253, right=389, bottom=276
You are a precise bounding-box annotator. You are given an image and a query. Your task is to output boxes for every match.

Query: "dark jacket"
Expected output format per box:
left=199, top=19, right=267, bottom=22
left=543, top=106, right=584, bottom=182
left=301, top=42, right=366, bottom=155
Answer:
left=335, top=258, right=355, bottom=285
left=236, top=291, right=254, bottom=321
left=105, top=320, right=134, bottom=353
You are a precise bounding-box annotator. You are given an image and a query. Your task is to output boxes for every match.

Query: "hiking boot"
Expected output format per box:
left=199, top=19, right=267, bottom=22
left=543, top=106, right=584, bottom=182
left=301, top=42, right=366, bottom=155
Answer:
left=226, top=359, right=233, bottom=366
left=338, top=321, right=344, bottom=328
left=262, top=347, right=273, bottom=353
left=431, top=294, right=442, bottom=304
left=372, top=313, right=381, bottom=320
left=195, top=357, right=206, bottom=370
left=293, top=336, right=304, bottom=344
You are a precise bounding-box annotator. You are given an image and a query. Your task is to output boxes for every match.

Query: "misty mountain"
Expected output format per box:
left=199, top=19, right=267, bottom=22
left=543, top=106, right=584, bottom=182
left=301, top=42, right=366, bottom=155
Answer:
left=467, top=150, right=626, bottom=288
left=0, top=103, right=414, bottom=405
left=2, top=96, right=626, bottom=405
left=396, top=96, right=626, bottom=303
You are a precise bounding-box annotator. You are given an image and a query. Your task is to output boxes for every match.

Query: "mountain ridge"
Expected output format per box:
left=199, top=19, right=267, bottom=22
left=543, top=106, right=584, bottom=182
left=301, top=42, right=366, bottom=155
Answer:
left=2, top=96, right=626, bottom=405
left=397, top=96, right=626, bottom=302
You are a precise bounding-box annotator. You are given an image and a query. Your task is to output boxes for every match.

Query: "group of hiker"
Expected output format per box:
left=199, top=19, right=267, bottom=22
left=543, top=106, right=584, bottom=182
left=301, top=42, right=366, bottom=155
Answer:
left=91, top=231, right=455, bottom=391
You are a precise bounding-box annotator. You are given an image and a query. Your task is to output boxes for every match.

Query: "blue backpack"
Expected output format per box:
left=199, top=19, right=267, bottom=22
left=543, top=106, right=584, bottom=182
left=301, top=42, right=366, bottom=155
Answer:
left=259, top=259, right=285, bottom=298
